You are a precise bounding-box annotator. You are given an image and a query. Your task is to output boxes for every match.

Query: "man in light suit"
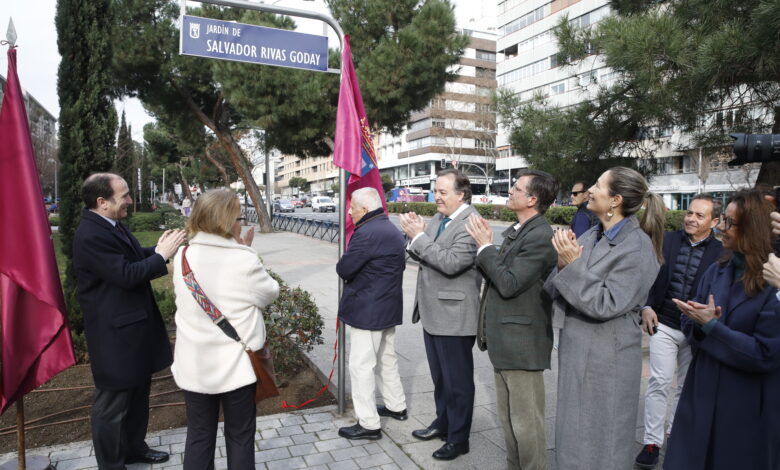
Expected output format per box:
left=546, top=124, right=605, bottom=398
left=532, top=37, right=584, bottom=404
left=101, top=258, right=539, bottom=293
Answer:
left=399, top=169, right=482, bottom=461
left=73, top=173, right=185, bottom=469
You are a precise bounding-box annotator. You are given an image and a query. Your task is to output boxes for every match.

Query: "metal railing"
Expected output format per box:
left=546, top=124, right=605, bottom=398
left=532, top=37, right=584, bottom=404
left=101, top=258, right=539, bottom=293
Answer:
left=263, top=211, right=340, bottom=243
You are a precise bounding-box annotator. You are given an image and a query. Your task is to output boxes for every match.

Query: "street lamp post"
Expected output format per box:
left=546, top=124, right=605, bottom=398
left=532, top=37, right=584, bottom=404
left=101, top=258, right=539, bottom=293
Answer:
left=48, top=158, right=58, bottom=201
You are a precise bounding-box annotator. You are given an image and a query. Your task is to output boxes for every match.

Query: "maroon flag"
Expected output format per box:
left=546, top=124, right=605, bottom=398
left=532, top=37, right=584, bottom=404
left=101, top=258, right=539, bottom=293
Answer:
left=333, top=36, right=387, bottom=245
left=0, top=47, right=75, bottom=414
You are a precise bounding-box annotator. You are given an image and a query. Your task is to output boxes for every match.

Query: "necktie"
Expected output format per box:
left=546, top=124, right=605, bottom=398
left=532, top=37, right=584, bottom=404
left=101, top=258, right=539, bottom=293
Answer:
left=435, top=217, right=451, bottom=240
left=115, top=222, right=132, bottom=246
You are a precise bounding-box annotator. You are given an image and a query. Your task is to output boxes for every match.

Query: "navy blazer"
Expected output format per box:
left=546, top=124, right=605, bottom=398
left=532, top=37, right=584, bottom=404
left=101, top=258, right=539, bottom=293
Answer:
left=645, top=230, right=723, bottom=324
left=664, top=261, right=780, bottom=470
left=336, top=209, right=405, bottom=330
left=73, top=209, right=172, bottom=390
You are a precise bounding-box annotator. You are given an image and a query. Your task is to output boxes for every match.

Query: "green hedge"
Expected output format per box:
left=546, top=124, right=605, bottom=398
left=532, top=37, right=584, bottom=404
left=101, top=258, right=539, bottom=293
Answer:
left=386, top=202, right=686, bottom=231
left=49, top=215, right=60, bottom=227
left=126, top=209, right=186, bottom=232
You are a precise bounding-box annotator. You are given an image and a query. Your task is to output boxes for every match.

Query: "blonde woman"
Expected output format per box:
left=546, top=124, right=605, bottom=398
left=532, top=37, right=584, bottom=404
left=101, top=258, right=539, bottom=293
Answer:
left=172, top=189, right=279, bottom=469
left=545, top=167, right=665, bottom=470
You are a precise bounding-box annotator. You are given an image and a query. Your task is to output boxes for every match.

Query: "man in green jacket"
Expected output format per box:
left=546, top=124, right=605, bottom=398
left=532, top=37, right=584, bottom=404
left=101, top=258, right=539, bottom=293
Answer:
left=466, top=169, right=558, bottom=470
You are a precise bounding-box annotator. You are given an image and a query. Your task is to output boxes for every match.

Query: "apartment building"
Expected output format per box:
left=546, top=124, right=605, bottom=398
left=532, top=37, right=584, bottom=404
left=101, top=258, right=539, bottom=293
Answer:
left=494, top=0, right=756, bottom=209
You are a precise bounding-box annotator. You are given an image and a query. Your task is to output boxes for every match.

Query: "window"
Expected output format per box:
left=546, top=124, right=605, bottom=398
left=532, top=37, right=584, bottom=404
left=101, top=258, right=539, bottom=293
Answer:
left=475, top=50, right=496, bottom=62
left=476, top=67, right=496, bottom=79
left=502, top=4, right=548, bottom=36
left=550, top=81, right=566, bottom=95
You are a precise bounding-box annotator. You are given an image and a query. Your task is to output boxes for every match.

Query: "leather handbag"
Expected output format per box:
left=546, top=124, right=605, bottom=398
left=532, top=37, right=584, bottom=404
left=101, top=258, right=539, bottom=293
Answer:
left=181, top=246, right=279, bottom=402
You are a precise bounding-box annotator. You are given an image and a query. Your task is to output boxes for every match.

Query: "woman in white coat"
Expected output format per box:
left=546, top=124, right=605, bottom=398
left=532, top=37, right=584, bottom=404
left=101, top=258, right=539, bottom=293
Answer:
left=172, top=189, right=279, bottom=470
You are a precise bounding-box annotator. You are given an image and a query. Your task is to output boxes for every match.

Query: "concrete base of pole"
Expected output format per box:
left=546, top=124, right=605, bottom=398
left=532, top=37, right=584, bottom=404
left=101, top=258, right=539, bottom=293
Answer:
left=0, top=455, right=53, bottom=470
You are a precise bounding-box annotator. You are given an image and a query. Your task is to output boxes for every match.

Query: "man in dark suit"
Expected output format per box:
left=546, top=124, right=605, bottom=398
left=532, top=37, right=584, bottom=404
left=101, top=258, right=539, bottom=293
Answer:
left=569, top=180, right=598, bottom=237
left=73, top=173, right=185, bottom=469
left=336, top=187, right=407, bottom=441
left=466, top=169, right=558, bottom=470
left=399, top=169, right=482, bottom=461
left=635, top=194, right=723, bottom=469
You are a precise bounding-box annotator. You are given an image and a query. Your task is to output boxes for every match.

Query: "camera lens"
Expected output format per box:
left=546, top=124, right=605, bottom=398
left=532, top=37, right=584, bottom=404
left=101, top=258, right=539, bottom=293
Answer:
left=730, top=133, right=780, bottom=165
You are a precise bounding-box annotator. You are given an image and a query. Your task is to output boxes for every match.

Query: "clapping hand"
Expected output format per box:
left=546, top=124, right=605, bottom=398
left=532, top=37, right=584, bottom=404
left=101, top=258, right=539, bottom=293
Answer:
left=672, top=294, right=722, bottom=326
left=465, top=214, right=493, bottom=248
left=763, top=253, right=780, bottom=289
left=399, top=212, right=426, bottom=239
left=238, top=226, right=255, bottom=246
left=155, top=229, right=187, bottom=261
left=551, top=228, right=582, bottom=269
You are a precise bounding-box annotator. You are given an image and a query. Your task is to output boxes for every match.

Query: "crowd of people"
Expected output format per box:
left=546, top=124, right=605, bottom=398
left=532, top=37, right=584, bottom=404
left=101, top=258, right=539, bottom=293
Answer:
left=70, top=169, right=779, bottom=469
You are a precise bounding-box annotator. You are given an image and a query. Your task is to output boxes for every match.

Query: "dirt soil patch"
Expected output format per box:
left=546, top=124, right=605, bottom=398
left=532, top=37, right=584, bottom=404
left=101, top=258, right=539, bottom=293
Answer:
left=0, top=349, right=335, bottom=453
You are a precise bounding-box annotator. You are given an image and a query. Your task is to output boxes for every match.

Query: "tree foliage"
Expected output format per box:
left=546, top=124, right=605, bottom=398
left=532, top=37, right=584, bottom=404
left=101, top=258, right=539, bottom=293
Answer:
left=497, top=0, right=780, bottom=188
left=288, top=177, right=309, bottom=192
left=381, top=173, right=395, bottom=193
left=57, top=0, right=118, bottom=331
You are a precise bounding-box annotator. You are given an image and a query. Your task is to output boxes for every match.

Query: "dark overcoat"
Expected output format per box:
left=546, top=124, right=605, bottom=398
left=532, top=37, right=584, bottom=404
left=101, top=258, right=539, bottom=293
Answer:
left=664, top=261, right=780, bottom=470
left=475, top=214, right=557, bottom=370
left=336, top=209, right=405, bottom=330
left=73, top=209, right=172, bottom=390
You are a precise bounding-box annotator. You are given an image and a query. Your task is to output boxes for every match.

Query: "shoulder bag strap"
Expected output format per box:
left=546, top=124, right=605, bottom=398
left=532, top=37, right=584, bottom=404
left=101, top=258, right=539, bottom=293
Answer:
left=181, top=246, right=245, bottom=346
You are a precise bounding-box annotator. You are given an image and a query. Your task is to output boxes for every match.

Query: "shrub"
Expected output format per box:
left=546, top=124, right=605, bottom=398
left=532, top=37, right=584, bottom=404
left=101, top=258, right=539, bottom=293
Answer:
left=127, top=211, right=163, bottom=231
left=386, top=202, right=438, bottom=216
left=154, top=287, right=176, bottom=326
left=263, top=269, right=324, bottom=375
left=49, top=216, right=60, bottom=227
left=545, top=206, right=578, bottom=225
left=665, top=210, right=685, bottom=231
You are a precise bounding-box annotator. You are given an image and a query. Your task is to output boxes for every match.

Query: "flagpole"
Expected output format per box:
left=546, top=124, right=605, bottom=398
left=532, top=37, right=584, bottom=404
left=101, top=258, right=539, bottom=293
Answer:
left=337, top=168, right=346, bottom=414
left=16, top=400, right=25, bottom=470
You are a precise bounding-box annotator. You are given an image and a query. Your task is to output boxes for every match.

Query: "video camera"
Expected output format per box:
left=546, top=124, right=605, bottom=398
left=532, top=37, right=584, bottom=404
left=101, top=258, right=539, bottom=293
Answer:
left=729, top=133, right=780, bottom=255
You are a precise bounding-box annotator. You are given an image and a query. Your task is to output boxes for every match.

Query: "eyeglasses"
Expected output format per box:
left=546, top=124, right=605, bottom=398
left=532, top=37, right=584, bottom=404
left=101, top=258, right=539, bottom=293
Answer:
left=720, top=217, right=738, bottom=230
left=570, top=190, right=586, bottom=196
left=236, top=217, right=246, bottom=222
left=511, top=185, right=533, bottom=198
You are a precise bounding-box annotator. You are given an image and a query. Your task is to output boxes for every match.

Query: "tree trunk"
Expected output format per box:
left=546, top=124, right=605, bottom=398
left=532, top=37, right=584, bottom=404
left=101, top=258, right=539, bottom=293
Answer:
left=204, top=147, right=231, bottom=186
left=180, top=92, right=272, bottom=233
left=178, top=163, right=194, bottom=201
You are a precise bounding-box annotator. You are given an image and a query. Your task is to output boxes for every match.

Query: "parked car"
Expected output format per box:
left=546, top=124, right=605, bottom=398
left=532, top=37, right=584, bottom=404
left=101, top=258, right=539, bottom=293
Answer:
left=292, top=199, right=304, bottom=208
left=273, top=199, right=295, bottom=213
left=312, top=197, right=336, bottom=212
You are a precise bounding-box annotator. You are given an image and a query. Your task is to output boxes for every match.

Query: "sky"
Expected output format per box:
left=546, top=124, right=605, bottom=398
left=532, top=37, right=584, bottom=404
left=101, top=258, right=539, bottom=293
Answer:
left=0, top=0, right=496, bottom=142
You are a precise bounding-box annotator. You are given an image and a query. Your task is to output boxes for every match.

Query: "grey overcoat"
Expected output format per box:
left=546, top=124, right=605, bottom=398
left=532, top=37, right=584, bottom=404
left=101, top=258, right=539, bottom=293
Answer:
left=408, top=205, right=482, bottom=336
left=544, top=215, right=660, bottom=470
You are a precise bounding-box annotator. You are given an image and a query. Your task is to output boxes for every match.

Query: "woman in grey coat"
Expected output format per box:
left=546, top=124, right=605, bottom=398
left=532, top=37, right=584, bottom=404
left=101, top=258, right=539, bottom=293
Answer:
left=545, top=167, right=665, bottom=470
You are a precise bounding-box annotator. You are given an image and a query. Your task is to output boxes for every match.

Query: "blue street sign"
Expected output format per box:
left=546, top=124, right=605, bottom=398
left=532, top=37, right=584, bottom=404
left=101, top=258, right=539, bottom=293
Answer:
left=180, top=15, right=328, bottom=72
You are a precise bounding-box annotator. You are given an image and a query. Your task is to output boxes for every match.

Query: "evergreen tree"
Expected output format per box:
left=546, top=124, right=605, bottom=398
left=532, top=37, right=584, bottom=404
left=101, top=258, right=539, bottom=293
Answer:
left=497, top=0, right=780, bottom=187
left=114, top=111, right=135, bottom=187
left=56, top=0, right=118, bottom=334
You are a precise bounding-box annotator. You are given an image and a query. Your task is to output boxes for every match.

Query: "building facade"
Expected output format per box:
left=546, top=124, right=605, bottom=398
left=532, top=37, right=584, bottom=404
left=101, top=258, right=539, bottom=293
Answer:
left=376, top=29, right=500, bottom=199
left=494, top=0, right=757, bottom=209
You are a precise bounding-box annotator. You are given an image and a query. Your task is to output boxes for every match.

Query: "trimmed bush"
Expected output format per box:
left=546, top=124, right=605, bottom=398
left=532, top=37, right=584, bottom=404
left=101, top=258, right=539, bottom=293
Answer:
left=127, top=211, right=163, bottom=231
left=665, top=210, right=685, bottom=231
left=49, top=216, right=60, bottom=227
left=263, top=269, right=324, bottom=375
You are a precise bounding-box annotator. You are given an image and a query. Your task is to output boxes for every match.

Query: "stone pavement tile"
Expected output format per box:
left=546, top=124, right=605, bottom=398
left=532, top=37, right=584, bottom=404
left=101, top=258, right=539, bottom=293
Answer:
left=145, top=435, right=162, bottom=447
left=288, top=443, right=317, bottom=457
left=261, top=428, right=279, bottom=439
left=55, top=456, right=98, bottom=470
left=304, top=466, right=329, bottom=470
left=401, top=432, right=503, bottom=470
left=399, top=374, right=435, bottom=394
left=404, top=391, right=437, bottom=417
left=254, top=464, right=267, bottom=470
left=160, top=432, right=187, bottom=445
left=49, top=445, right=92, bottom=461
left=473, top=383, right=497, bottom=407
left=354, top=451, right=393, bottom=469
left=304, top=451, right=335, bottom=466
left=479, top=427, right=507, bottom=451
left=277, top=424, right=304, bottom=437
left=162, top=465, right=183, bottom=470
left=304, top=412, right=334, bottom=423
left=257, top=418, right=282, bottom=431
left=279, top=415, right=305, bottom=426
left=360, top=442, right=383, bottom=455
left=469, top=405, right=500, bottom=433
left=328, top=459, right=359, bottom=470
left=265, top=456, right=307, bottom=470
left=316, top=429, right=340, bottom=441
left=254, top=447, right=292, bottom=463
left=302, top=421, right=332, bottom=433
left=375, top=433, right=418, bottom=469
left=380, top=464, right=401, bottom=470
left=290, top=432, right=318, bottom=444
left=257, top=436, right=294, bottom=450
left=160, top=453, right=182, bottom=466
left=170, top=442, right=185, bottom=454
left=314, top=437, right=353, bottom=452
left=214, top=456, right=227, bottom=469
left=330, top=445, right=368, bottom=461
left=377, top=414, right=427, bottom=445
left=545, top=416, right=556, bottom=450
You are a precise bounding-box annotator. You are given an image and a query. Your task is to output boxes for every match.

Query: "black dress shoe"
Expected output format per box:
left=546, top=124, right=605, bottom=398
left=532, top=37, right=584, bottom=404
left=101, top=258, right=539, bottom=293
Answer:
left=432, top=441, right=469, bottom=460
left=338, top=423, right=382, bottom=440
left=125, top=448, right=170, bottom=464
left=411, top=427, right=448, bottom=441
left=377, top=405, right=408, bottom=421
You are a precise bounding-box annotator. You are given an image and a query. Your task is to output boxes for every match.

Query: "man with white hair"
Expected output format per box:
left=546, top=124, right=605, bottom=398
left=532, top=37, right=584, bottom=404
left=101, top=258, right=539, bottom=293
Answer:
left=337, top=187, right=408, bottom=440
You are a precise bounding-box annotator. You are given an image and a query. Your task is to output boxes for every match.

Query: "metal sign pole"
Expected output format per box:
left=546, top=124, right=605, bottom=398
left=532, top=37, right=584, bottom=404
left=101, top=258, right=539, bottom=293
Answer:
left=181, top=0, right=347, bottom=415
